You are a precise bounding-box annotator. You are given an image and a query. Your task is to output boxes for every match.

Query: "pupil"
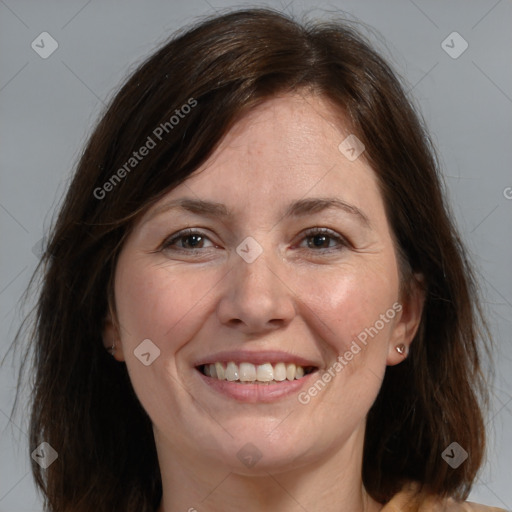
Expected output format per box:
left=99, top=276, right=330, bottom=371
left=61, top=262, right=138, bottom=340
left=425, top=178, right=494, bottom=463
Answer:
left=310, top=234, right=328, bottom=248
left=185, top=235, right=202, bottom=248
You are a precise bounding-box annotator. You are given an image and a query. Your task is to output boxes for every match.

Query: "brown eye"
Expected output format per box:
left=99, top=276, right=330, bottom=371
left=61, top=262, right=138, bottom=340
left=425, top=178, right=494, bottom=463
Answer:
left=299, top=227, right=348, bottom=251
left=178, top=233, right=205, bottom=249
left=162, top=229, right=214, bottom=251
left=306, top=233, right=332, bottom=249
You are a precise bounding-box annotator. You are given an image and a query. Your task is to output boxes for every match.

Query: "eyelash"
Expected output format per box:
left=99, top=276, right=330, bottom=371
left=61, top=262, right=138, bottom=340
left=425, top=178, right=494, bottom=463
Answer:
left=160, top=227, right=349, bottom=253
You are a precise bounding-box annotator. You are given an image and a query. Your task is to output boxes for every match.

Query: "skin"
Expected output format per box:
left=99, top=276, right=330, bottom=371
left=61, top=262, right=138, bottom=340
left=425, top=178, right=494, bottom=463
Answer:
left=102, top=92, right=424, bottom=512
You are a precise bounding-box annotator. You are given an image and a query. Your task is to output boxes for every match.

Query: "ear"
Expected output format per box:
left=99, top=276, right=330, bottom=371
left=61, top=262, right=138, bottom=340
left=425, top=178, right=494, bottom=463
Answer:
left=386, top=273, right=425, bottom=366
left=101, top=308, right=125, bottom=362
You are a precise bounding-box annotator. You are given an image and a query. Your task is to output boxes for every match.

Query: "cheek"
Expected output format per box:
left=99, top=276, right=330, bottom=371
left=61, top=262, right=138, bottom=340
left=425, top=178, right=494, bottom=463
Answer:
left=112, top=256, right=223, bottom=417
left=294, top=256, right=400, bottom=361
left=114, top=256, right=219, bottom=351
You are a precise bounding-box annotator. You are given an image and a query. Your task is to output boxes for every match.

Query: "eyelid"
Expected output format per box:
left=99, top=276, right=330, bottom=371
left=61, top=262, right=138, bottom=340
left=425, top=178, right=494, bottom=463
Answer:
left=160, top=226, right=350, bottom=253
left=295, top=226, right=350, bottom=250
left=160, top=228, right=217, bottom=251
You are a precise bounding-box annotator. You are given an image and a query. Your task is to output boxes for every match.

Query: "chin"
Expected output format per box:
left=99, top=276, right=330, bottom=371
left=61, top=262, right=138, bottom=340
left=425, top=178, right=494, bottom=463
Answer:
left=205, top=428, right=321, bottom=474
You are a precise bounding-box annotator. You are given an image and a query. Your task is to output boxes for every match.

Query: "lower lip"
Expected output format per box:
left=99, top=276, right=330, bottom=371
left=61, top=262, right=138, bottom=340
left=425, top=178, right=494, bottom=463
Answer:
left=195, top=368, right=318, bottom=403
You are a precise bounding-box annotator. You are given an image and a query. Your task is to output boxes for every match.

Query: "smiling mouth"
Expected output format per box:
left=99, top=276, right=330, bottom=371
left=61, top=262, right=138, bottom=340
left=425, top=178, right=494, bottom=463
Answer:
left=197, top=361, right=317, bottom=384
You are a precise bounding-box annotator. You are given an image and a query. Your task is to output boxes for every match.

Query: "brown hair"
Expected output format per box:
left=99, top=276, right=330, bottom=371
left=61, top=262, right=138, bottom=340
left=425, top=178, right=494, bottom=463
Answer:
left=9, top=7, right=492, bottom=512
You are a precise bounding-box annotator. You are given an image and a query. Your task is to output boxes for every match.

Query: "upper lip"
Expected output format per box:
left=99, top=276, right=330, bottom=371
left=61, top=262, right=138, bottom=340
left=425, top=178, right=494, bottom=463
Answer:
left=193, top=350, right=321, bottom=368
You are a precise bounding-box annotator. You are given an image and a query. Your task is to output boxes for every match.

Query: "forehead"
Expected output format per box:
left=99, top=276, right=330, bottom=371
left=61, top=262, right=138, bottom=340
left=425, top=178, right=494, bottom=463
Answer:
left=179, top=95, right=380, bottom=209
left=137, top=93, right=387, bottom=230
left=201, top=93, right=354, bottom=172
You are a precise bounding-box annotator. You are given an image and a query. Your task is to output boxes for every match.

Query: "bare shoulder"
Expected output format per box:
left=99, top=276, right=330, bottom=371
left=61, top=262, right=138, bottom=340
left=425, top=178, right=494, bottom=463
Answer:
left=420, top=495, right=508, bottom=512
left=381, top=483, right=509, bottom=512
left=454, top=499, right=509, bottom=512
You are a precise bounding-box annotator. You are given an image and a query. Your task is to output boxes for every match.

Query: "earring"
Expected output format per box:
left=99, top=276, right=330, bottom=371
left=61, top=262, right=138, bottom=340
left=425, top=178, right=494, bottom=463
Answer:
left=396, top=343, right=406, bottom=355
left=109, top=341, right=116, bottom=356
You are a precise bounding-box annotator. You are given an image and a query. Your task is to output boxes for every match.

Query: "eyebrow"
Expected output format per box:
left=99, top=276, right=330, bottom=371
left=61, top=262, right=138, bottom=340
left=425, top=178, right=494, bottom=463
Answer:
left=143, top=197, right=371, bottom=228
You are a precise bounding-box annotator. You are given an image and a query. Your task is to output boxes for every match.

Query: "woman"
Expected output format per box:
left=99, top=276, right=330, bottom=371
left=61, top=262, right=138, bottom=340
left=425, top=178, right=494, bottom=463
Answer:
left=14, top=7, right=506, bottom=512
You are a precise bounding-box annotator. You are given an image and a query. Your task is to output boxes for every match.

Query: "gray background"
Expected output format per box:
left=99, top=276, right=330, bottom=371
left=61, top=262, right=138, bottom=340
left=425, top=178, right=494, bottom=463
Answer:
left=0, top=0, right=511, bottom=510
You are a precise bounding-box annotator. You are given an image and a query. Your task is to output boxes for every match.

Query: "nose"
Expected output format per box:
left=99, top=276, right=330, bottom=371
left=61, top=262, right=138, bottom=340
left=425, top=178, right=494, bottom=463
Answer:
left=216, top=246, right=296, bottom=334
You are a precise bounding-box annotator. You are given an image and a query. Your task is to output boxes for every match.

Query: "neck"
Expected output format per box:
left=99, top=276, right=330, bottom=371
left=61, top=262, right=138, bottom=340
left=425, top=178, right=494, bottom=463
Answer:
left=154, top=425, right=383, bottom=512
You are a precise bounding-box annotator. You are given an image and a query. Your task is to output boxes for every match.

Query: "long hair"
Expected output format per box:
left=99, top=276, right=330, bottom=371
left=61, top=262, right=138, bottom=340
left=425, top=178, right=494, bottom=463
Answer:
left=9, top=7, right=491, bottom=511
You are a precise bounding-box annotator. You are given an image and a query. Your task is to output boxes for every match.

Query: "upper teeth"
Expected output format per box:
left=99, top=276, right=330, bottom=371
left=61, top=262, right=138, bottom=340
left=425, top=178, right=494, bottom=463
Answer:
left=203, top=362, right=307, bottom=382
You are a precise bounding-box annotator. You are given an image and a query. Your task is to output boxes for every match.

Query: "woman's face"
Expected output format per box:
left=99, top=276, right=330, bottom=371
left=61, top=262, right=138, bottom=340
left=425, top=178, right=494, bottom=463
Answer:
left=104, top=93, right=422, bottom=475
